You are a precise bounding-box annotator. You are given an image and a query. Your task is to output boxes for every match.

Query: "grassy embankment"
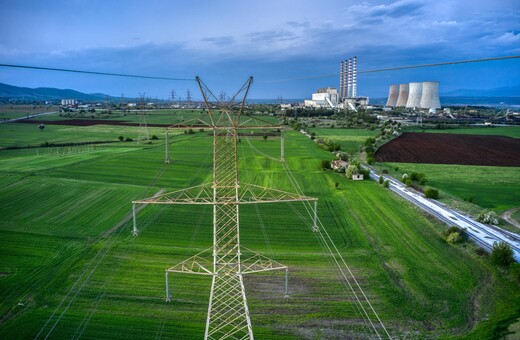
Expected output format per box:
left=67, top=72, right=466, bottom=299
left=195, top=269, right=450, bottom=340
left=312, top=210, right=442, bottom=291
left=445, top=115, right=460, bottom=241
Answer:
left=308, top=127, right=379, bottom=154
left=0, top=120, right=518, bottom=338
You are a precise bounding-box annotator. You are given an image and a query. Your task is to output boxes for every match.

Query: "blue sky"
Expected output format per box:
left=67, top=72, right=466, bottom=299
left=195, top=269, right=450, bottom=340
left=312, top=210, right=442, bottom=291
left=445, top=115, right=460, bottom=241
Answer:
left=1, top=0, right=519, bottom=99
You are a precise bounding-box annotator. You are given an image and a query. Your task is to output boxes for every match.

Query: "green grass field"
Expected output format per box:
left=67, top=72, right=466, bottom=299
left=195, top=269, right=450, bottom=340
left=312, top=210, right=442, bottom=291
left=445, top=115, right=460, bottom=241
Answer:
left=308, top=128, right=379, bottom=154
left=0, top=118, right=519, bottom=339
left=379, top=126, right=520, bottom=214
left=380, top=162, right=520, bottom=212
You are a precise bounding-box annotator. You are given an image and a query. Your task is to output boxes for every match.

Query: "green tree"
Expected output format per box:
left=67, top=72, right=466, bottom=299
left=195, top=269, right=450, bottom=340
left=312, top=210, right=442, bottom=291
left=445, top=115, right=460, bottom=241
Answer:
left=425, top=188, right=439, bottom=199
left=477, top=211, right=499, bottom=224
left=320, top=160, right=330, bottom=170
left=378, top=176, right=384, bottom=184
left=118, top=135, right=124, bottom=141
left=383, top=179, right=390, bottom=188
left=490, top=242, right=514, bottom=267
left=345, top=164, right=358, bottom=178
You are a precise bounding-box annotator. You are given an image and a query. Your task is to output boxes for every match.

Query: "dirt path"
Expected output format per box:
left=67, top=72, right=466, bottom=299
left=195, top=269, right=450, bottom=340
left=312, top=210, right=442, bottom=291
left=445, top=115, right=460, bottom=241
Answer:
left=502, top=207, right=520, bottom=230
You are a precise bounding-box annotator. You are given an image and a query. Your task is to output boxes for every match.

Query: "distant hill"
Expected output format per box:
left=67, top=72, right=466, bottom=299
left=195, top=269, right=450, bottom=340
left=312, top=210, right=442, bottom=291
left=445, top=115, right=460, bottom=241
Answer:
left=0, top=83, right=114, bottom=101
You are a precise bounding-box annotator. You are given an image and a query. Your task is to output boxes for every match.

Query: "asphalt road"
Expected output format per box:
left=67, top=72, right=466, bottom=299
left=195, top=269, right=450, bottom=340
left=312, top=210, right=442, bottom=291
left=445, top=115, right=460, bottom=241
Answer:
left=0, top=111, right=57, bottom=124
left=367, top=168, right=520, bottom=262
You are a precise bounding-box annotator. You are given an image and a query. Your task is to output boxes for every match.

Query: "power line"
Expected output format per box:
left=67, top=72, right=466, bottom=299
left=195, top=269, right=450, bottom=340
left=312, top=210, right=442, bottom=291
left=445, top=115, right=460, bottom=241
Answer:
left=1, top=55, right=518, bottom=86
left=0, top=63, right=194, bottom=81
left=258, top=55, right=520, bottom=83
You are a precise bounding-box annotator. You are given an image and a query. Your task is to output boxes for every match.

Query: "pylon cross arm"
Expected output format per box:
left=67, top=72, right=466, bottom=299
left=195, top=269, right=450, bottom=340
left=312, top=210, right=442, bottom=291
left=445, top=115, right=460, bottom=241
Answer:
left=240, top=247, right=287, bottom=274
left=132, top=183, right=214, bottom=205
left=166, top=247, right=213, bottom=275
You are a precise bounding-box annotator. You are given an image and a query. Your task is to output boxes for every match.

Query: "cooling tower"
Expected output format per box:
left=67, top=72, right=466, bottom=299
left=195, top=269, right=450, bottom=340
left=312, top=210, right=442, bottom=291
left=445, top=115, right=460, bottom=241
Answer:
left=420, top=81, right=441, bottom=109
left=406, top=82, right=423, bottom=108
left=395, top=83, right=409, bottom=107
left=386, top=84, right=399, bottom=107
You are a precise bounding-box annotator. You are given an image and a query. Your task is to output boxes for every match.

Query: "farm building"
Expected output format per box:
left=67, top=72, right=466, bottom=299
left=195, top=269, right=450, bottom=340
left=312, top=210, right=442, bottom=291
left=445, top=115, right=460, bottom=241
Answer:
left=352, top=174, right=364, bottom=180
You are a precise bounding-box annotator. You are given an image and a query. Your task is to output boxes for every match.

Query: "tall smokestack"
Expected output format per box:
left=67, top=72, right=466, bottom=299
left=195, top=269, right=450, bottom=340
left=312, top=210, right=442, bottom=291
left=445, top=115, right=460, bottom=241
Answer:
left=352, top=56, right=357, bottom=98
left=406, top=82, right=423, bottom=108
left=347, top=58, right=352, bottom=98
left=420, top=81, right=441, bottom=109
left=386, top=84, right=399, bottom=107
left=342, top=60, right=347, bottom=99
left=396, top=83, right=409, bottom=107
left=339, top=61, right=343, bottom=100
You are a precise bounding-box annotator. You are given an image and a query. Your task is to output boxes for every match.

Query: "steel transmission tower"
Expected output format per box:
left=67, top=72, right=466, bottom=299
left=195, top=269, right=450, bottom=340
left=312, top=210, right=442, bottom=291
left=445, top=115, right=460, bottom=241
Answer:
left=133, top=76, right=316, bottom=339
left=137, top=93, right=150, bottom=144
left=164, top=128, right=171, bottom=164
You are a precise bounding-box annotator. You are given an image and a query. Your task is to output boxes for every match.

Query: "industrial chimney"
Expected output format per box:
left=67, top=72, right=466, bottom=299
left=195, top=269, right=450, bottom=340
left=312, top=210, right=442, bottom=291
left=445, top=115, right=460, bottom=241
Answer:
left=386, top=85, right=399, bottom=107
left=396, top=84, right=409, bottom=107
left=352, top=56, right=357, bottom=98
left=406, top=82, right=423, bottom=108
left=420, top=81, right=441, bottom=109
left=347, top=58, right=352, bottom=98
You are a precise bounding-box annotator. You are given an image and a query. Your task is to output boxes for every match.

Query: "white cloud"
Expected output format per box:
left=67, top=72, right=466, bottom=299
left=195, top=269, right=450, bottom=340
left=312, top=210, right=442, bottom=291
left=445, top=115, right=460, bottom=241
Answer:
left=496, top=31, right=520, bottom=44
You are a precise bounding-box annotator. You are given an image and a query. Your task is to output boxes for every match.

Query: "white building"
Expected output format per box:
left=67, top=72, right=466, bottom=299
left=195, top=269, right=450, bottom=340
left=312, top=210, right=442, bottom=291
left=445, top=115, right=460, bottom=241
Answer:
left=304, top=87, right=338, bottom=108
left=61, top=99, right=77, bottom=106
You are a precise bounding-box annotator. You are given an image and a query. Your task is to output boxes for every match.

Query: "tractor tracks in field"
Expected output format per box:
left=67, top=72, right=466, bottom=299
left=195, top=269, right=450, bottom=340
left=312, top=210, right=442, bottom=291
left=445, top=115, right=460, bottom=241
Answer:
left=502, top=207, right=520, bottom=230
left=323, top=199, right=353, bottom=247
left=35, top=189, right=164, bottom=339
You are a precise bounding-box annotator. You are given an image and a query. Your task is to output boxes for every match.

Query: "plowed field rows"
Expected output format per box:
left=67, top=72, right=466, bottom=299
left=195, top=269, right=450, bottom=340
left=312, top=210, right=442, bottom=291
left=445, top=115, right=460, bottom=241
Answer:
left=375, top=132, right=520, bottom=166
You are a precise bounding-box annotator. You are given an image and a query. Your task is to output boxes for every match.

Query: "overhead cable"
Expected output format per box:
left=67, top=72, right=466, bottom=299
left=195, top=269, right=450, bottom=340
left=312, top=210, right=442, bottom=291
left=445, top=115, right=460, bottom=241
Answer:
left=0, top=63, right=194, bottom=81
left=258, top=55, right=520, bottom=83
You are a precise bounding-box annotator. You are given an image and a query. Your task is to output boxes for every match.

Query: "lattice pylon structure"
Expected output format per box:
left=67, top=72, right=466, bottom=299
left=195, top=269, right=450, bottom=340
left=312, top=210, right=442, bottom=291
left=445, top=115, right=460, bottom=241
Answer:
left=164, top=128, right=171, bottom=164
left=132, top=76, right=317, bottom=339
left=137, top=112, right=150, bottom=144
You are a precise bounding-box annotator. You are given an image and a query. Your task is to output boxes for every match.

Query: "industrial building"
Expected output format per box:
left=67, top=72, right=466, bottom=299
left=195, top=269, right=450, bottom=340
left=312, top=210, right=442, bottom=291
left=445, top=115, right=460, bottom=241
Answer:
left=419, top=81, right=441, bottom=109
left=395, top=84, right=409, bottom=107
left=386, top=81, right=441, bottom=109
left=338, top=56, right=369, bottom=111
left=61, top=99, right=77, bottom=106
left=304, top=87, right=338, bottom=108
left=303, top=56, right=369, bottom=110
left=386, top=85, right=399, bottom=107
left=406, top=82, right=422, bottom=108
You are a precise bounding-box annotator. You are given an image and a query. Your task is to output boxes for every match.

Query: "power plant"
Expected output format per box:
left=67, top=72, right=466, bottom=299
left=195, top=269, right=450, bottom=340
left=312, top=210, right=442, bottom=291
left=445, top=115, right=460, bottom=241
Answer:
left=338, top=56, right=368, bottom=111
left=386, top=81, right=441, bottom=109
left=340, top=57, right=357, bottom=100
left=304, top=56, right=368, bottom=110
left=420, top=81, right=441, bottom=109
left=406, top=82, right=422, bottom=108
left=395, top=83, right=409, bottom=107
left=386, top=84, right=399, bottom=107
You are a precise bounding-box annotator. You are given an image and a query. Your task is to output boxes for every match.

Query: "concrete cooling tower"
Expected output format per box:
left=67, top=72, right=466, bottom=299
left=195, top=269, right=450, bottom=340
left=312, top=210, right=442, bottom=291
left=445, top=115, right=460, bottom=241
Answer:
left=406, top=82, right=422, bottom=108
left=420, top=81, right=441, bottom=109
left=386, top=84, right=399, bottom=107
left=395, top=84, right=409, bottom=107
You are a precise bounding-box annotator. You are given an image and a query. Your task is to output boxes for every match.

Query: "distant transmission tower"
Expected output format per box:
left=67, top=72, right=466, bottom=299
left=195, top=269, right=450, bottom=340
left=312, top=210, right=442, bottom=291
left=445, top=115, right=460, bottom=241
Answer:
left=219, top=90, right=227, bottom=103
left=137, top=93, right=150, bottom=144
left=186, top=89, right=192, bottom=109
left=164, top=128, right=171, bottom=164
left=133, top=76, right=316, bottom=339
